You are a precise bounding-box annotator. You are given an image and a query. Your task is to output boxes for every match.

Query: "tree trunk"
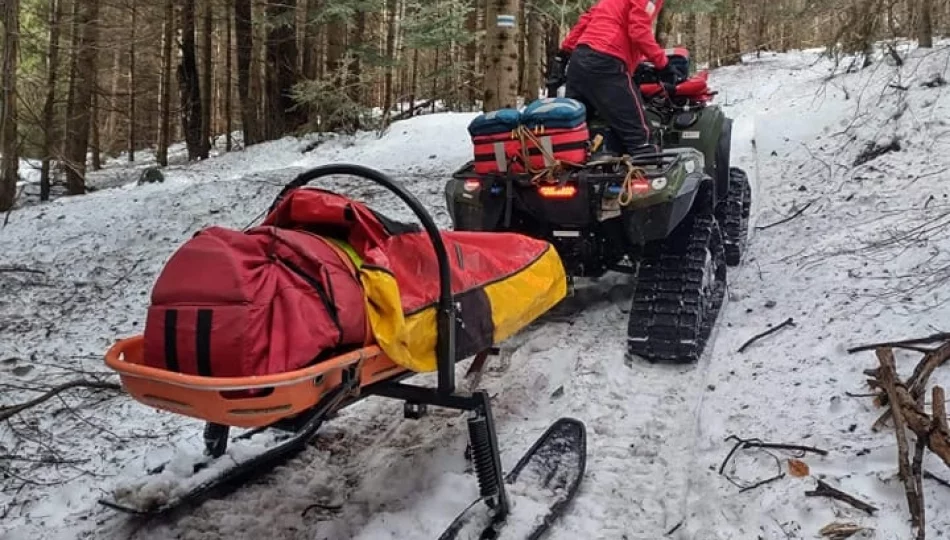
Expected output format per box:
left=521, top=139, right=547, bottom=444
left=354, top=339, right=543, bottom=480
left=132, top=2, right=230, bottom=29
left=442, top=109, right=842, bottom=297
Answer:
left=517, top=0, right=526, bottom=96
left=91, top=89, right=101, bottom=171
left=64, top=0, right=100, bottom=195
left=465, top=0, right=479, bottom=107
left=179, top=0, right=204, bottom=160
left=523, top=1, right=542, bottom=103
left=225, top=0, right=233, bottom=150
left=158, top=0, right=174, bottom=166
left=40, top=0, right=64, bottom=202
left=129, top=2, right=137, bottom=162
left=235, top=0, right=259, bottom=145
left=201, top=0, right=213, bottom=155
left=0, top=0, right=20, bottom=211
left=918, top=0, right=934, bottom=47
left=351, top=10, right=366, bottom=106
left=483, top=0, right=520, bottom=111
left=264, top=0, right=301, bottom=138
left=383, top=0, right=398, bottom=121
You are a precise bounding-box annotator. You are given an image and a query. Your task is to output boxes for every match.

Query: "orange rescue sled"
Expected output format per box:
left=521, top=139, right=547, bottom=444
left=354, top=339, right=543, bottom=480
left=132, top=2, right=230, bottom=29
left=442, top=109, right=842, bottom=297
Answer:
left=100, top=165, right=587, bottom=540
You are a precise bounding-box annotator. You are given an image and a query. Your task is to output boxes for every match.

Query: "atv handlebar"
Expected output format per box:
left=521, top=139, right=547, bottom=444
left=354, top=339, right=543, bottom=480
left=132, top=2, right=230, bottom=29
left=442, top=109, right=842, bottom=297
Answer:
left=270, top=164, right=459, bottom=394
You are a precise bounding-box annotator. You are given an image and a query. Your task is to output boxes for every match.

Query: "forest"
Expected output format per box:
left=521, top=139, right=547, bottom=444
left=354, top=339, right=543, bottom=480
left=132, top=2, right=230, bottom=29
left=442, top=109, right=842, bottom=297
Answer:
left=0, top=0, right=947, bottom=212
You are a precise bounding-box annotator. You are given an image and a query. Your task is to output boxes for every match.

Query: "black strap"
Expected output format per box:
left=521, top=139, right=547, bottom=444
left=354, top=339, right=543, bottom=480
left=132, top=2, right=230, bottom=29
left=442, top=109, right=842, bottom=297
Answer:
left=196, top=309, right=213, bottom=376
left=164, top=309, right=180, bottom=372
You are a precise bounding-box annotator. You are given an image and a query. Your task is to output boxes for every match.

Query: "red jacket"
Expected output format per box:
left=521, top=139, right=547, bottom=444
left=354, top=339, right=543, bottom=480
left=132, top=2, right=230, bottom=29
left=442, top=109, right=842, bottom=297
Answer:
left=560, top=0, right=667, bottom=74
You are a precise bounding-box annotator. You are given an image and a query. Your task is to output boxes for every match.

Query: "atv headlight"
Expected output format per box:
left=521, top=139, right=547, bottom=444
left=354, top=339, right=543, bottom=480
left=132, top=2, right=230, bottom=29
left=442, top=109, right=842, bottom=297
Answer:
left=651, top=177, right=668, bottom=191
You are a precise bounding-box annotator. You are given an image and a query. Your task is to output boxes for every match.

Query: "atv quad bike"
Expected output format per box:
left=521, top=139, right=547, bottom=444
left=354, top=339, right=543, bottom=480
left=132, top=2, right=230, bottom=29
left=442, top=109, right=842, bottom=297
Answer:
left=445, top=48, right=751, bottom=364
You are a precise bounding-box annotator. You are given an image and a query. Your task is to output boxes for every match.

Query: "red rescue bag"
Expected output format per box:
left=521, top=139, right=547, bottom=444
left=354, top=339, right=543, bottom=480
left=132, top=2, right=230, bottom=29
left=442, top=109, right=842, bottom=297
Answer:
left=142, top=225, right=368, bottom=378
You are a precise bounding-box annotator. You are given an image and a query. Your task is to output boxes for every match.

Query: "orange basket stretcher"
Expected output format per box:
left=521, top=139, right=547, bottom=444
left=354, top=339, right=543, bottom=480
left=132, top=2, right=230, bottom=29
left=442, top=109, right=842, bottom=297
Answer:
left=104, top=335, right=405, bottom=430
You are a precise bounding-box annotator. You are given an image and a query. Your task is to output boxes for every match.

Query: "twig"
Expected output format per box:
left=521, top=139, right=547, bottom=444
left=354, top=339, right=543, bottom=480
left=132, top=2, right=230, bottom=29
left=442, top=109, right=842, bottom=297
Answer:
left=737, top=318, right=796, bottom=353
left=0, top=266, right=45, bottom=275
left=924, top=470, right=950, bottom=489
left=847, top=332, right=950, bottom=354
left=755, top=201, right=814, bottom=231
left=805, top=479, right=878, bottom=515
left=0, top=380, right=121, bottom=422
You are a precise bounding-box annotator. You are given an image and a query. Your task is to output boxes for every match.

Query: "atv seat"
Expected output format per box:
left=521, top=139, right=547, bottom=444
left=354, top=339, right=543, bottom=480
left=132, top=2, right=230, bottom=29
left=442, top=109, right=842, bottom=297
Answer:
left=639, top=70, right=713, bottom=101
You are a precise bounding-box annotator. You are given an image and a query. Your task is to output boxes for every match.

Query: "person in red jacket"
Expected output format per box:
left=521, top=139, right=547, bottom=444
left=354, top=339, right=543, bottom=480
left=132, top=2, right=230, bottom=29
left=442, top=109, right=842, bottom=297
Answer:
left=550, top=0, right=683, bottom=156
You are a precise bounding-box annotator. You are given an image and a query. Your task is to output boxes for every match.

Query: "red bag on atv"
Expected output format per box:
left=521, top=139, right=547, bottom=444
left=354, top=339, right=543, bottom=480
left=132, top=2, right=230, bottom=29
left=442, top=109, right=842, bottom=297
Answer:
left=142, top=225, right=368, bottom=378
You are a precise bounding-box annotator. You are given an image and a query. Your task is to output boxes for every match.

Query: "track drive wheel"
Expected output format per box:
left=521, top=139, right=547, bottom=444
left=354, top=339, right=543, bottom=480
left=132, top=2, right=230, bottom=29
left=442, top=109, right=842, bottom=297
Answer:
left=718, top=167, right=751, bottom=266
left=626, top=215, right=727, bottom=364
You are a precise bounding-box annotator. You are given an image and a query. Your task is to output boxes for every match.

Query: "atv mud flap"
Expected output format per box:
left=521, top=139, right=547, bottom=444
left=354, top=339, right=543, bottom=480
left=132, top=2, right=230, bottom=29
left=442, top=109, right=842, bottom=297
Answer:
left=438, top=417, right=587, bottom=540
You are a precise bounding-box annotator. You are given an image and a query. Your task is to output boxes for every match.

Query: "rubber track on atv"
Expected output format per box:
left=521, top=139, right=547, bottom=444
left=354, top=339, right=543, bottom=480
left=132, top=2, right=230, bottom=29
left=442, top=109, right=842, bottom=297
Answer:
left=719, top=168, right=751, bottom=267
left=626, top=215, right=726, bottom=364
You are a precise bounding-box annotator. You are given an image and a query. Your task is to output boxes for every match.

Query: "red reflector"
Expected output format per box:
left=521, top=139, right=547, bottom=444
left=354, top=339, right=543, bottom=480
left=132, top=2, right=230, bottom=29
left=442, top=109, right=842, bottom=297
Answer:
left=463, top=180, right=481, bottom=191
left=538, top=185, right=578, bottom=198
left=631, top=180, right=650, bottom=193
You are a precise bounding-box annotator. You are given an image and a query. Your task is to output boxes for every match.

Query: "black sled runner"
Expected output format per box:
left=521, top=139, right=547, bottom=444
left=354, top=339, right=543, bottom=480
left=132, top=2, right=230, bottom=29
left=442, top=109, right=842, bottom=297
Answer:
left=439, top=417, right=587, bottom=540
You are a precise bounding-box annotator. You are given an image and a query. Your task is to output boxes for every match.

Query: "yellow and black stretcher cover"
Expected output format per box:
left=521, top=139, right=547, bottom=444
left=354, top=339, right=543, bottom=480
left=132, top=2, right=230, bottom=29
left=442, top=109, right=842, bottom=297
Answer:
left=262, top=187, right=568, bottom=372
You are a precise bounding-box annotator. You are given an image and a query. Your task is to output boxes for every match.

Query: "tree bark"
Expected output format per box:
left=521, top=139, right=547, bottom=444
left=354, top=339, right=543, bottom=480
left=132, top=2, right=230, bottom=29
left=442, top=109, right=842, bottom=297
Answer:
left=264, top=0, right=302, bottom=138
left=523, top=0, right=542, bottom=103
left=0, top=0, right=20, bottom=212
left=234, top=0, right=259, bottom=145
left=465, top=0, right=479, bottom=107
left=40, top=0, right=64, bottom=202
left=483, top=0, right=520, bottom=111
left=383, top=0, right=398, bottom=121
left=225, top=0, right=233, bottom=151
left=201, top=0, right=213, bottom=155
left=158, top=0, right=174, bottom=165
left=63, top=0, right=100, bottom=195
left=918, top=0, right=934, bottom=47
left=179, top=0, right=204, bottom=160
left=129, top=1, right=137, bottom=162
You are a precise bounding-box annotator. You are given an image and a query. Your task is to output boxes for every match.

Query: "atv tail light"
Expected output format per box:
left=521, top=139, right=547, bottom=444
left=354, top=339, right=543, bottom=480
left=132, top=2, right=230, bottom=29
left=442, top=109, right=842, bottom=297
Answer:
left=538, top=185, right=577, bottom=199
left=463, top=180, right=481, bottom=192
left=630, top=180, right=651, bottom=193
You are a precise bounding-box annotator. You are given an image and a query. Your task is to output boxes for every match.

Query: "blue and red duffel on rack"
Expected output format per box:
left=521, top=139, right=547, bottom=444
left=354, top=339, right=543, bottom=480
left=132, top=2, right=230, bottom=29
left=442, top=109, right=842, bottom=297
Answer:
left=469, top=108, right=523, bottom=175
left=520, top=97, right=590, bottom=170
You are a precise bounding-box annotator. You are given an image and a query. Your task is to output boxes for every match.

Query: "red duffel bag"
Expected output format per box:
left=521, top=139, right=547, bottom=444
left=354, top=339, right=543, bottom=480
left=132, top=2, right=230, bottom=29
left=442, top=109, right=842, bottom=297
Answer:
left=142, top=225, right=368, bottom=378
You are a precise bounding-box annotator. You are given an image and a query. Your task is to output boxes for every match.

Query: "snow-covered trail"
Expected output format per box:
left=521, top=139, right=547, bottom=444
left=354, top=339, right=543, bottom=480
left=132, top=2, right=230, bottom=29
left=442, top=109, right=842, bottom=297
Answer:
left=4, top=44, right=950, bottom=540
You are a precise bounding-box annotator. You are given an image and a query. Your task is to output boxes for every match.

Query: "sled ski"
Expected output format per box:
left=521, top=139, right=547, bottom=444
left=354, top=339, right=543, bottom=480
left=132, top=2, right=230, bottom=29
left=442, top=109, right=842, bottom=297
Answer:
left=98, top=370, right=358, bottom=516
left=438, top=417, right=587, bottom=540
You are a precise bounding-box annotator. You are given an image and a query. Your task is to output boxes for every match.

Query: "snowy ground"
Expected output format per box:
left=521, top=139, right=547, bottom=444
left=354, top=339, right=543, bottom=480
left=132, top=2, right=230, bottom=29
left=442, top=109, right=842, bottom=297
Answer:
left=3, top=42, right=950, bottom=540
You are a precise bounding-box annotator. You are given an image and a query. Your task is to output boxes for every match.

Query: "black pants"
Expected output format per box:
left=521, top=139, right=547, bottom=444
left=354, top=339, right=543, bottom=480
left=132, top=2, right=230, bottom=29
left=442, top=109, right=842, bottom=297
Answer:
left=565, top=45, right=655, bottom=154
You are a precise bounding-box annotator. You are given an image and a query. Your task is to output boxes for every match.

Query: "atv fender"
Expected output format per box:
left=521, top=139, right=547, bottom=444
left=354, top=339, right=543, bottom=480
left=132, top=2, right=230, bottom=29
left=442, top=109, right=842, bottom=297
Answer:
left=715, top=117, right=734, bottom=208
left=622, top=170, right=712, bottom=244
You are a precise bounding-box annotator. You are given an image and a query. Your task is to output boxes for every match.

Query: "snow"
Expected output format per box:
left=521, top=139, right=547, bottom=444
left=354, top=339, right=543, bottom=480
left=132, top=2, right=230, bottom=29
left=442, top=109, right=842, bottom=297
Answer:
left=3, top=41, right=950, bottom=540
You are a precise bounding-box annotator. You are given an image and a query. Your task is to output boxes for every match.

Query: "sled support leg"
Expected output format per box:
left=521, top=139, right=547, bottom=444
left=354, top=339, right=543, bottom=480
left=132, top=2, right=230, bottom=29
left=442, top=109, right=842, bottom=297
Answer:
left=365, top=382, right=511, bottom=520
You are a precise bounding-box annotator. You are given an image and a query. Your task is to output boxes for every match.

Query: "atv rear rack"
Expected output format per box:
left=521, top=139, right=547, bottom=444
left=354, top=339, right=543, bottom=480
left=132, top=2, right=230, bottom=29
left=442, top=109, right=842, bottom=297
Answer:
left=451, top=149, right=687, bottom=187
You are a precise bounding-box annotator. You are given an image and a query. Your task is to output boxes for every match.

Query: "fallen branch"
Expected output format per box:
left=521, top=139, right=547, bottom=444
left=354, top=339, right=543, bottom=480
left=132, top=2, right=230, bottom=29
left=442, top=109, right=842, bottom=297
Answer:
left=877, top=348, right=923, bottom=532
left=805, top=479, right=878, bottom=515
left=0, top=380, right=121, bottom=422
left=872, top=342, right=950, bottom=431
left=755, top=201, right=814, bottom=231
left=847, top=332, right=950, bottom=354
left=737, top=318, right=796, bottom=353
left=0, top=266, right=45, bottom=275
